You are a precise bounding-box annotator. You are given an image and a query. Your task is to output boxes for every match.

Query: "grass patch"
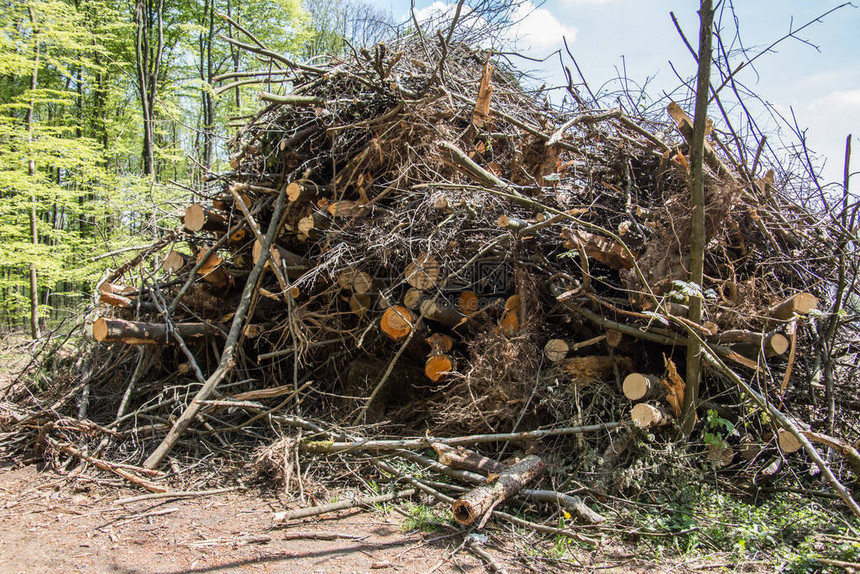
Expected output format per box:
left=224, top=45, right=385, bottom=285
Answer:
left=621, top=475, right=859, bottom=569
left=400, top=501, right=453, bottom=533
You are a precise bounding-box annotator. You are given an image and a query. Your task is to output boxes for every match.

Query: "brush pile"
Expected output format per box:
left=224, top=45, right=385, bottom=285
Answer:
left=4, top=30, right=860, bottom=532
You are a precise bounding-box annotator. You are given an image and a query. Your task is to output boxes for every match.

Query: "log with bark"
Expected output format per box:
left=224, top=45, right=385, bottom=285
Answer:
left=768, top=293, right=818, bottom=321
left=709, top=329, right=790, bottom=358
left=630, top=403, right=674, bottom=428
left=451, top=454, right=545, bottom=527
left=622, top=373, right=665, bottom=401
left=543, top=335, right=607, bottom=362
left=183, top=204, right=229, bottom=233
left=93, top=317, right=216, bottom=345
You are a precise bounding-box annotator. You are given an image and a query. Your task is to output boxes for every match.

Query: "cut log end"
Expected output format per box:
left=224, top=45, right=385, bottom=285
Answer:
left=338, top=270, right=373, bottom=294
left=498, top=295, right=521, bottom=335
left=458, top=291, right=479, bottom=315
left=404, top=288, right=424, bottom=310
left=183, top=204, right=205, bottom=231
left=286, top=181, right=304, bottom=202
left=162, top=250, right=187, bottom=274
left=777, top=428, right=802, bottom=454
left=450, top=455, right=545, bottom=526
left=452, top=499, right=477, bottom=526
left=631, top=403, right=673, bottom=428
left=544, top=339, right=570, bottom=362
left=92, top=316, right=111, bottom=342
left=405, top=254, right=440, bottom=290
left=183, top=204, right=227, bottom=233
left=380, top=306, right=415, bottom=342
left=622, top=373, right=662, bottom=401
left=348, top=294, right=372, bottom=316
left=769, top=333, right=790, bottom=356
left=197, top=252, right=231, bottom=288
left=420, top=299, right=466, bottom=328
left=425, top=354, right=455, bottom=382
left=297, top=215, right=315, bottom=236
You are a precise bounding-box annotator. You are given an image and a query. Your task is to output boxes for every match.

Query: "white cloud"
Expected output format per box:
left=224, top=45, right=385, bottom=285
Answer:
left=413, top=1, right=577, bottom=55
left=413, top=1, right=458, bottom=22
left=817, top=89, right=860, bottom=108
left=413, top=1, right=483, bottom=31
left=778, top=88, right=860, bottom=184
left=510, top=2, right=578, bottom=52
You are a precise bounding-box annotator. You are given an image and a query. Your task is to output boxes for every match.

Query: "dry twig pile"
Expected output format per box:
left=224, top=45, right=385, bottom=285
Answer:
left=3, top=28, right=859, bottom=535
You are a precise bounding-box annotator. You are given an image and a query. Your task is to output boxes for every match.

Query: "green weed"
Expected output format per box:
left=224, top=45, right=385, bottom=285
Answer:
left=399, top=501, right=452, bottom=533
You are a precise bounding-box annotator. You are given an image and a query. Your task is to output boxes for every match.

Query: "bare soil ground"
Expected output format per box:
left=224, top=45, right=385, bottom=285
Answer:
left=0, top=464, right=488, bottom=574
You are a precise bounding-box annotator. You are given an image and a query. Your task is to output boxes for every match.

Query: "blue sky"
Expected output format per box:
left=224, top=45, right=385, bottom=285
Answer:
left=370, top=0, right=859, bottom=186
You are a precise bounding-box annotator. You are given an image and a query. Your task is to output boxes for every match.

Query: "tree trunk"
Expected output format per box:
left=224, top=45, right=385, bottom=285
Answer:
left=681, top=0, right=714, bottom=436
left=92, top=317, right=216, bottom=345
left=451, top=455, right=545, bottom=527
left=226, top=0, right=242, bottom=109
left=26, top=6, right=41, bottom=340
left=134, top=0, right=163, bottom=179
left=198, top=0, right=216, bottom=171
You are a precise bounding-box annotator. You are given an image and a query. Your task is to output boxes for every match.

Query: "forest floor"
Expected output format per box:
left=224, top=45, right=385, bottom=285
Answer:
left=0, top=336, right=836, bottom=573
left=0, top=463, right=772, bottom=574
left=0, top=464, right=493, bottom=574
left=0, top=339, right=487, bottom=574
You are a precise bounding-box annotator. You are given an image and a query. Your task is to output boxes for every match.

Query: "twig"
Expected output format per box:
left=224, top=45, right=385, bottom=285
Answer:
left=699, top=343, right=860, bottom=518
left=280, top=532, right=368, bottom=541
left=300, top=422, right=623, bottom=453
left=48, top=438, right=167, bottom=493
left=467, top=538, right=509, bottom=574
left=143, top=183, right=289, bottom=469
left=116, top=486, right=241, bottom=505
left=273, top=488, right=415, bottom=522
left=258, top=92, right=327, bottom=107
left=89, top=243, right=161, bottom=262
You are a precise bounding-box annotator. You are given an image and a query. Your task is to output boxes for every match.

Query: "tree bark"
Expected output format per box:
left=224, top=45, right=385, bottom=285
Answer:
left=93, top=317, right=215, bottom=345
left=134, top=0, right=163, bottom=178
left=451, top=455, right=545, bottom=527
left=26, top=6, right=41, bottom=340
left=681, top=0, right=714, bottom=436
left=432, top=443, right=507, bottom=475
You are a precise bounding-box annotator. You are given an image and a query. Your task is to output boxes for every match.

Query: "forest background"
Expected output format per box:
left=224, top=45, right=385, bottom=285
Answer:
left=0, top=0, right=398, bottom=336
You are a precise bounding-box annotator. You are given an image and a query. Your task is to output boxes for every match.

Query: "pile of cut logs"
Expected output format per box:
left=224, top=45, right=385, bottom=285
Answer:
left=79, top=31, right=860, bottom=510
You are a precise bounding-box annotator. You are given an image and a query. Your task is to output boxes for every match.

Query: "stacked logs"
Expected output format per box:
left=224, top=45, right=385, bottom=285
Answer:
left=83, top=32, right=858, bottom=498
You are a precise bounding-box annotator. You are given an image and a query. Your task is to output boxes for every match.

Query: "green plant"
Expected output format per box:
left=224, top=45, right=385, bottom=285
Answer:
left=399, top=501, right=451, bottom=533
left=703, top=409, right=739, bottom=450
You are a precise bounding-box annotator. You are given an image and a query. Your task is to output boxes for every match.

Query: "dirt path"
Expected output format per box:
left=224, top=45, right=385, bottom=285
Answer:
left=0, top=465, right=487, bottom=574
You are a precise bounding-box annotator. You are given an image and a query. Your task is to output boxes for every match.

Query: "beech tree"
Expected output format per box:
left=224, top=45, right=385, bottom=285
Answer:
left=0, top=0, right=390, bottom=335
